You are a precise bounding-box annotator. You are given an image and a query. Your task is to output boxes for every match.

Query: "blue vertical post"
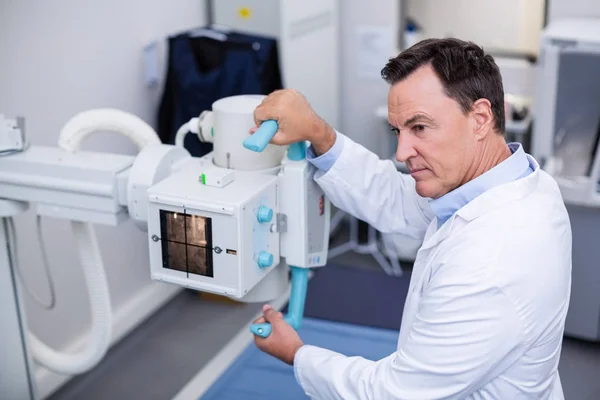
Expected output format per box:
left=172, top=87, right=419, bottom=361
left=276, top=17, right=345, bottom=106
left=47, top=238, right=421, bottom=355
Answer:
left=283, top=266, right=309, bottom=329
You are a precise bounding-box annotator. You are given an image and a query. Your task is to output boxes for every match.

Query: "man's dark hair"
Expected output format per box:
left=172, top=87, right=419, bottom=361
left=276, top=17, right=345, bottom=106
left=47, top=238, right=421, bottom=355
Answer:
left=381, top=38, right=505, bottom=134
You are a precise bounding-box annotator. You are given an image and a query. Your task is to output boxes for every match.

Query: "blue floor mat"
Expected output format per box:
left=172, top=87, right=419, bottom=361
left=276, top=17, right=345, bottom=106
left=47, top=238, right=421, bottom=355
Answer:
left=200, top=317, right=399, bottom=400
left=297, top=264, right=411, bottom=330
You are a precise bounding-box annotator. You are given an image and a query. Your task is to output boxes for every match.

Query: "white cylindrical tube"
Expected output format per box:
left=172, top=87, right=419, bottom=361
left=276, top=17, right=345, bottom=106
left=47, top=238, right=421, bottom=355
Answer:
left=28, top=108, right=161, bottom=375
left=28, top=221, right=112, bottom=375
left=212, top=95, right=286, bottom=170
left=58, top=108, right=161, bottom=152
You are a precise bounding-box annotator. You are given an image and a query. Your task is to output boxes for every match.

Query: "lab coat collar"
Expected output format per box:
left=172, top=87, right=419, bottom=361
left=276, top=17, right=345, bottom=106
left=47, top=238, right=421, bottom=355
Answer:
left=420, top=153, right=540, bottom=251
left=429, top=143, right=531, bottom=227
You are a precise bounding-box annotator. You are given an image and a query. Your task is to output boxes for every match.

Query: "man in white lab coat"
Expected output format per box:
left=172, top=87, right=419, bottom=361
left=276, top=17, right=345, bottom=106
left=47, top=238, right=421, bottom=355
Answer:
left=251, top=38, right=572, bottom=399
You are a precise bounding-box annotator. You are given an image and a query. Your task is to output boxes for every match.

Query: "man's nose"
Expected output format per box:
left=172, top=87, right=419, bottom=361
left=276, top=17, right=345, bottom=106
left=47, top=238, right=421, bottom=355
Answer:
left=395, top=134, right=417, bottom=162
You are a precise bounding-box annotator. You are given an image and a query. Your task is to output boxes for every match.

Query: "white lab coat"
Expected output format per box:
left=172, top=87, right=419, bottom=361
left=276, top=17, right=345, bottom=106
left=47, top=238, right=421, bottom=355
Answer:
left=294, top=133, right=572, bottom=400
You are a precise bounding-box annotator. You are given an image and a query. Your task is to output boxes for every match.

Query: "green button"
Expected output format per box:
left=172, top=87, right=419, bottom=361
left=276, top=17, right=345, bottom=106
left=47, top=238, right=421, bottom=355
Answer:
left=200, top=173, right=206, bottom=184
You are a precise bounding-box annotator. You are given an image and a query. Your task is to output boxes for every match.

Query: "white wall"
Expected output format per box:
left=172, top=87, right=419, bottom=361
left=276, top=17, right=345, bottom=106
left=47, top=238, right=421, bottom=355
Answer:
left=339, top=0, right=401, bottom=157
left=0, top=0, right=206, bottom=397
left=549, top=0, right=600, bottom=21
left=407, top=0, right=545, bottom=55
left=337, top=0, right=546, bottom=156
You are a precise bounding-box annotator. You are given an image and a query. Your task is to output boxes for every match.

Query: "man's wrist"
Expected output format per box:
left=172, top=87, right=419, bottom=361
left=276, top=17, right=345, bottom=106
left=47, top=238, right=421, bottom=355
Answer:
left=309, top=119, right=336, bottom=156
left=287, top=342, right=305, bottom=365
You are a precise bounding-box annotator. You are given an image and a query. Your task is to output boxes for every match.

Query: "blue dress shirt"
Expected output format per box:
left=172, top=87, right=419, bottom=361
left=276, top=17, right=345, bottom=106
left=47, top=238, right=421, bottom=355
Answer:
left=306, top=132, right=534, bottom=228
left=306, top=131, right=346, bottom=172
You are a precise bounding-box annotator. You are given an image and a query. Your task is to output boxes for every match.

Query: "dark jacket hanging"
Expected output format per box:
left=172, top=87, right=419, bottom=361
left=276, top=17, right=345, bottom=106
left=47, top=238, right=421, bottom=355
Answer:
left=157, top=27, right=283, bottom=157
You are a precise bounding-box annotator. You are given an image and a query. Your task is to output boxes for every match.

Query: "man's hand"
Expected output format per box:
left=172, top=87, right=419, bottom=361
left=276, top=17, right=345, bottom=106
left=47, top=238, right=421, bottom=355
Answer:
left=250, top=89, right=336, bottom=155
left=253, top=304, right=304, bottom=365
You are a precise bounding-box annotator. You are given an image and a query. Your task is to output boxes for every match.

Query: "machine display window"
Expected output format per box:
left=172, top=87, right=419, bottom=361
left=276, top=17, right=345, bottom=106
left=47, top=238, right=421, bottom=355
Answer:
left=159, top=210, right=214, bottom=278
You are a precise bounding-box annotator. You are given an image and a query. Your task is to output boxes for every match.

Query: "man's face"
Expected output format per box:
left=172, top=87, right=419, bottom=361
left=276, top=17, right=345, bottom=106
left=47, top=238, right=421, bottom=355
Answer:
left=388, top=64, right=478, bottom=199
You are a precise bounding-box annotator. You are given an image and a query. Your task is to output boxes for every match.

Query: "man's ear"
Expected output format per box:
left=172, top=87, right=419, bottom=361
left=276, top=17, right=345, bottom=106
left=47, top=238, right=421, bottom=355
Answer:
left=470, top=98, right=494, bottom=140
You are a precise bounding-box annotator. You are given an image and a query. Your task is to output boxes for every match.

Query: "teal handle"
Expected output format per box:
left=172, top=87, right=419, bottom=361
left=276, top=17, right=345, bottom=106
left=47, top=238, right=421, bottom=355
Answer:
left=250, top=266, right=309, bottom=338
left=243, top=120, right=307, bottom=161
left=250, top=322, right=272, bottom=337
left=243, top=120, right=278, bottom=152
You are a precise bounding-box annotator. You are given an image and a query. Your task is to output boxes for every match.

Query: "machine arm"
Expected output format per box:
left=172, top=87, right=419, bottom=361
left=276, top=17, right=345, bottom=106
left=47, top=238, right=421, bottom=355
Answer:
left=0, top=145, right=134, bottom=225
left=0, top=143, right=190, bottom=227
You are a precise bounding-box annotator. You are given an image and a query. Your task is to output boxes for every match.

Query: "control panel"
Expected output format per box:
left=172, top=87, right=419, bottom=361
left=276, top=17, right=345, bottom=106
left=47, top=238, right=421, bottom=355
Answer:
left=278, top=159, right=330, bottom=268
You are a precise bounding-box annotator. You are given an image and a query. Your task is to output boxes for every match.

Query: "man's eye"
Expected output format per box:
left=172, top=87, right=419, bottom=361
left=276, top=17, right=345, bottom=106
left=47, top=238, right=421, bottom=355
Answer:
left=390, top=126, right=400, bottom=135
left=413, top=124, right=426, bottom=132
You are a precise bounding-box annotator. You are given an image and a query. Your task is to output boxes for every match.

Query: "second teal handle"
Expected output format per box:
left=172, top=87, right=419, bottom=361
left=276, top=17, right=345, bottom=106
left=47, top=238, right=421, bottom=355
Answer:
left=250, top=266, right=309, bottom=338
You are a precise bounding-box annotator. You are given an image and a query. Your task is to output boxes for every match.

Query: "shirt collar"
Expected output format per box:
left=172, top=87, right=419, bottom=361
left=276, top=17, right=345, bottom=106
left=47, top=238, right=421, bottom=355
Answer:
left=429, top=143, right=533, bottom=228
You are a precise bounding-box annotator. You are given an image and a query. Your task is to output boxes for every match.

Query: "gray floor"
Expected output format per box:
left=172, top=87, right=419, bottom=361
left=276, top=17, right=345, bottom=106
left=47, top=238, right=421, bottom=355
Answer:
left=48, top=232, right=365, bottom=400
left=49, top=291, right=263, bottom=400
left=50, top=221, right=600, bottom=400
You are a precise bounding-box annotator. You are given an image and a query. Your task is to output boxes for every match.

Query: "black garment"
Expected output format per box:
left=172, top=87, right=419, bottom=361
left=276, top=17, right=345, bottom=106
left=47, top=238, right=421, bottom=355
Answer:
left=157, top=27, right=283, bottom=157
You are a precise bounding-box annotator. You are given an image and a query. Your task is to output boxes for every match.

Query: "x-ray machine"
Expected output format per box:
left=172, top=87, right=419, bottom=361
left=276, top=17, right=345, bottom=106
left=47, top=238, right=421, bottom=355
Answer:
left=0, top=94, right=330, bottom=399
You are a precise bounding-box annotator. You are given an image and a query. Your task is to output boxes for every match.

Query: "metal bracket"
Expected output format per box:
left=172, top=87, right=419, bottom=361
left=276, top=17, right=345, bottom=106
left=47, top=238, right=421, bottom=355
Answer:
left=275, top=213, right=287, bottom=233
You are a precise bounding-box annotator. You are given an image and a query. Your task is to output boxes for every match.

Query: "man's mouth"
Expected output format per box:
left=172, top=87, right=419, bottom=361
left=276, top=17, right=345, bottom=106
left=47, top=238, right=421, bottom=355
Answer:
left=408, top=168, right=430, bottom=180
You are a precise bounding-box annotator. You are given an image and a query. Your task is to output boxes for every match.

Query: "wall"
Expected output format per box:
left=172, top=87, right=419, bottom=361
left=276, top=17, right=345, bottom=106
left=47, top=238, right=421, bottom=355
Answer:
left=406, top=0, right=544, bottom=103
left=407, top=0, right=545, bottom=55
left=340, top=0, right=547, bottom=157
left=337, top=0, right=547, bottom=157
left=548, top=0, right=600, bottom=21
left=0, top=1, right=207, bottom=397
left=339, top=0, right=401, bottom=157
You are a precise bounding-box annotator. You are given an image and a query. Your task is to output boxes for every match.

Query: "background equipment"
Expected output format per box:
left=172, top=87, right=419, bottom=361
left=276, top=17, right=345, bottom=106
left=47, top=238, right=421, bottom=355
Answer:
left=532, top=17, right=600, bottom=342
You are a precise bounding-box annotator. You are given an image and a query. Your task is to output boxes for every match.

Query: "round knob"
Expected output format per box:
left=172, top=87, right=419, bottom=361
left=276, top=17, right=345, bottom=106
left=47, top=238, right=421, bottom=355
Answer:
left=257, top=206, right=273, bottom=223
left=257, top=251, right=274, bottom=268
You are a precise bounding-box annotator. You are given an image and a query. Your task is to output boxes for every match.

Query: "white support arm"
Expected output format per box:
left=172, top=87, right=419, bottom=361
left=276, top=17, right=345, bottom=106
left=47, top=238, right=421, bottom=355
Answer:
left=0, top=146, right=134, bottom=226
left=0, top=143, right=191, bottom=227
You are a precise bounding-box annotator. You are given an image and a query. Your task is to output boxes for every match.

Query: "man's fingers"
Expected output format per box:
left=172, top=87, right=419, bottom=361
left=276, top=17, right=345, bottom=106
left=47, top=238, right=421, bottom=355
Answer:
left=253, top=316, right=266, bottom=324
left=253, top=99, right=282, bottom=127
left=253, top=104, right=271, bottom=128
left=270, top=131, right=287, bottom=145
left=253, top=112, right=263, bottom=129
left=263, top=305, right=283, bottom=323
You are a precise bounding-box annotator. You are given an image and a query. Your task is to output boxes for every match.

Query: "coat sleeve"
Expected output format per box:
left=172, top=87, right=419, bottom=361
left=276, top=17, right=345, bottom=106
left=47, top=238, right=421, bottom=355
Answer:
left=312, top=132, right=434, bottom=238
left=293, top=261, right=527, bottom=400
